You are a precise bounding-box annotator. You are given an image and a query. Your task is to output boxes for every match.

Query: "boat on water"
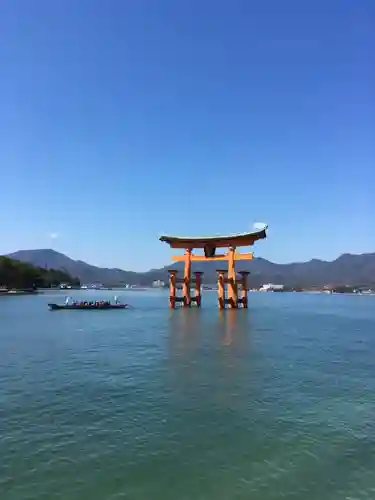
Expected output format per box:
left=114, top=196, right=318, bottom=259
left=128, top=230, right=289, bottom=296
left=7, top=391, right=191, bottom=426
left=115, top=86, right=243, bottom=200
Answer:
left=48, top=296, right=129, bottom=311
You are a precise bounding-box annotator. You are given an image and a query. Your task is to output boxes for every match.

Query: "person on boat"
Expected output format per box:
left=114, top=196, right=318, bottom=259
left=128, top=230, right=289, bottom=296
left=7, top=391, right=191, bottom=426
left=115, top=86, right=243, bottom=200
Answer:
left=65, top=297, right=70, bottom=305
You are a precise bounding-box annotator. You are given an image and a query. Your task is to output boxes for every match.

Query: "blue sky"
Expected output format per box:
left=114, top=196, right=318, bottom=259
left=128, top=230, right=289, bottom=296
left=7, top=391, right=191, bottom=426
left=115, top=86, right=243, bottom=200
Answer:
left=1, top=0, right=374, bottom=271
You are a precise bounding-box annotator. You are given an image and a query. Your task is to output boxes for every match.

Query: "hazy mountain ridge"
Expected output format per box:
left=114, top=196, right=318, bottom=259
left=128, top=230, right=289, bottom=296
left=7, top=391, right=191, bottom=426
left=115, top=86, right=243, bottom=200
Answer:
left=6, top=249, right=375, bottom=287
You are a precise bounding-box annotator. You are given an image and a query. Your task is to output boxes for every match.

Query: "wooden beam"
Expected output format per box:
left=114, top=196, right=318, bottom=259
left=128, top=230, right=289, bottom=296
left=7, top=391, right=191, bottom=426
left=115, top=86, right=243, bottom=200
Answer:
left=172, top=252, right=253, bottom=262
left=172, top=254, right=226, bottom=261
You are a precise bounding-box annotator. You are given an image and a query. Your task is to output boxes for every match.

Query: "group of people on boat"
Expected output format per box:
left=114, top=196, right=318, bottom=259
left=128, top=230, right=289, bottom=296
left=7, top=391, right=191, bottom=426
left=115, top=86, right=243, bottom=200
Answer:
left=74, top=300, right=111, bottom=307
left=65, top=296, right=119, bottom=308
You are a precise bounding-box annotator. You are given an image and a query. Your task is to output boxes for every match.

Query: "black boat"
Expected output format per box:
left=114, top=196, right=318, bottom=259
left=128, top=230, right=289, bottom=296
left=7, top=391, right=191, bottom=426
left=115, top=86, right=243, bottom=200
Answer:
left=48, top=301, right=129, bottom=311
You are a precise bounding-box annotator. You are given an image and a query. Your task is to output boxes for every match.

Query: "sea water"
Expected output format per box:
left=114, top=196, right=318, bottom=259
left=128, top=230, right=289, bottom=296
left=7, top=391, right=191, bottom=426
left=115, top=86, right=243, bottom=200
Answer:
left=1, top=290, right=375, bottom=500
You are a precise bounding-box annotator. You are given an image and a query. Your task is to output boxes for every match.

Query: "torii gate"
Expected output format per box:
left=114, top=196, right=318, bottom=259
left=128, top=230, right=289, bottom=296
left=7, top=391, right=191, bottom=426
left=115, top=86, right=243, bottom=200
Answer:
left=159, top=223, right=268, bottom=309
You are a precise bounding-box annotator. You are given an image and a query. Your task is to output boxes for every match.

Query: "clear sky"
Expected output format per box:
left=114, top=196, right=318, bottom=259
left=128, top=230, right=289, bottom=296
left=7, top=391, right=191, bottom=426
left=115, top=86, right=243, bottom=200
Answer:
left=1, top=0, right=374, bottom=271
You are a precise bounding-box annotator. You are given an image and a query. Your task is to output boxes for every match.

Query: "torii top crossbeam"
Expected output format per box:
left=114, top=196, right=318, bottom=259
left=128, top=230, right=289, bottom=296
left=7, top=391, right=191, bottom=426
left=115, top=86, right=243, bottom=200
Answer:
left=159, top=223, right=268, bottom=250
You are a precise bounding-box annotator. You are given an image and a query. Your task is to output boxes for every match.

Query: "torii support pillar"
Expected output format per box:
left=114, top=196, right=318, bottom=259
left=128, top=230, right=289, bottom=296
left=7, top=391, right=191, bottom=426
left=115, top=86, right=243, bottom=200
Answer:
left=217, top=270, right=226, bottom=310
left=168, top=270, right=177, bottom=309
left=193, top=272, right=203, bottom=307
left=238, top=271, right=249, bottom=308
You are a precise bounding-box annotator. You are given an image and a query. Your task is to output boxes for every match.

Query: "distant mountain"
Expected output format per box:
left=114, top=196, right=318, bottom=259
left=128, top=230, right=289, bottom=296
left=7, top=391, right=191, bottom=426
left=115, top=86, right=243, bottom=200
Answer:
left=6, top=249, right=140, bottom=285
left=6, top=249, right=375, bottom=287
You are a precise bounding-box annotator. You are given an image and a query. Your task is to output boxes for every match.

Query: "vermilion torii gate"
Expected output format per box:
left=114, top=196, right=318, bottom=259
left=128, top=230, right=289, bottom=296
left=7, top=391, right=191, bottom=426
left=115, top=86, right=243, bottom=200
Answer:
left=159, top=223, right=268, bottom=309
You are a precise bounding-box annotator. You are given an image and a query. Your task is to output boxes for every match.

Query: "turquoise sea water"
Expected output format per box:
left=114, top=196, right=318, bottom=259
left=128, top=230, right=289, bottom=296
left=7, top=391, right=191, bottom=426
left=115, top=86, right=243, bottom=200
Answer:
left=1, top=290, right=375, bottom=500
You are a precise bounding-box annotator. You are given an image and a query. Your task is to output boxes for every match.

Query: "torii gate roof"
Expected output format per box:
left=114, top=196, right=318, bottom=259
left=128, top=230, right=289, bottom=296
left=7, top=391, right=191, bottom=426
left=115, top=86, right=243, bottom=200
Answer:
left=159, top=223, right=268, bottom=249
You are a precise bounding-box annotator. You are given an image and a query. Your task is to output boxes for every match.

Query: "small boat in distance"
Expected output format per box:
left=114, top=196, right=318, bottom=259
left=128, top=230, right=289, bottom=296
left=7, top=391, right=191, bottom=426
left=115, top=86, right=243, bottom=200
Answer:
left=48, top=296, right=129, bottom=311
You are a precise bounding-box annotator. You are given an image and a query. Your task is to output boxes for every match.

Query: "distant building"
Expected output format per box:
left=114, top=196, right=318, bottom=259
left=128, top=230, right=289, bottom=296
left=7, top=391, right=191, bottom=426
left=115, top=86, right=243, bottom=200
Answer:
left=259, top=283, right=284, bottom=292
left=152, top=280, right=165, bottom=288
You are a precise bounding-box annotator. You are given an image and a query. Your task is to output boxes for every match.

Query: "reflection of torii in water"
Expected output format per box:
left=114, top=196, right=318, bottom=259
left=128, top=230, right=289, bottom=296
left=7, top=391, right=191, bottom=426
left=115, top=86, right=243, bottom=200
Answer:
left=160, top=223, right=268, bottom=309
left=220, top=310, right=237, bottom=346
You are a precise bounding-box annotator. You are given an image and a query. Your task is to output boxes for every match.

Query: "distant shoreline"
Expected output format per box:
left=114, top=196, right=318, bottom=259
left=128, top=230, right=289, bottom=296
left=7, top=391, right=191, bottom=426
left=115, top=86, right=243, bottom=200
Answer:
left=0, top=289, right=42, bottom=296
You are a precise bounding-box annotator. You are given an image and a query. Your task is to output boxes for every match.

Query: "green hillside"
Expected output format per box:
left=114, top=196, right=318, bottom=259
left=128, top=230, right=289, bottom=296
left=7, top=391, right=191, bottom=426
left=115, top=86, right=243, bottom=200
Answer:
left=0, top=256, right=80, bottom=290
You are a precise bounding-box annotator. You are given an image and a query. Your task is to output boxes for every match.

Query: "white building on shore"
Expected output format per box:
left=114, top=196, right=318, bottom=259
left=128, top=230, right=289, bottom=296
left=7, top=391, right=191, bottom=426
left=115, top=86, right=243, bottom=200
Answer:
left=259, top=283, right=284, bottom=292
left=152, top=280, right=165, bottom=288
